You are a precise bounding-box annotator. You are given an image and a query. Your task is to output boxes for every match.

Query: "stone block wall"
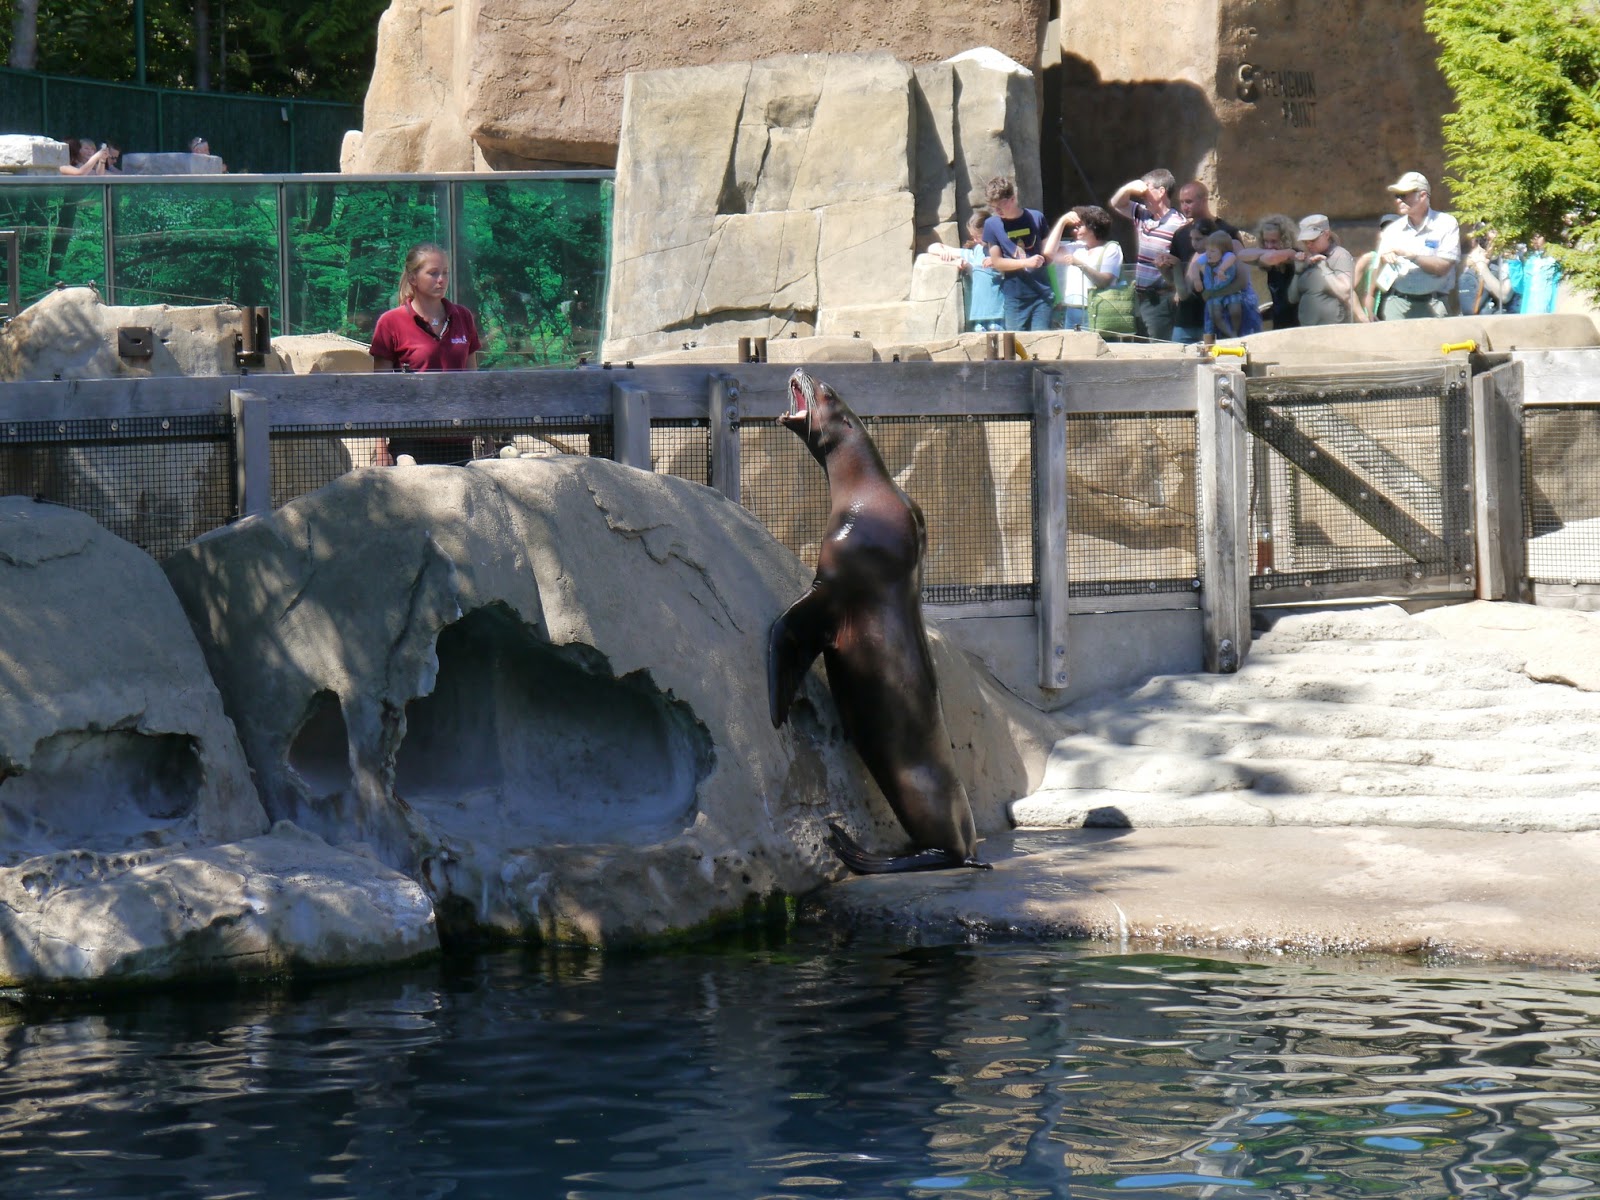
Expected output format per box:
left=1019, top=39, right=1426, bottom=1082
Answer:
left=603, top=50, right=1040, bottom=363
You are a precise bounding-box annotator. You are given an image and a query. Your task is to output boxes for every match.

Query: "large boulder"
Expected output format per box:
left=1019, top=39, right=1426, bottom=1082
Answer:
left=0, top=135, right=69, bottom=174
left=0, top=498, right=433, bottom=988
left=0, top=498, right=267, bottom=863
left=120, top=152, right=227, bottom=175
left=0, top=287, right=276, bottom=381
left=603, top=50, right=1041, bottom=363
left=164, top=456, right=1055, bottom=945
left=345, top=0, right=1048, bottom=172
left=0, top=824, right=437, bottom=987
left=343, top=0, right=478, bottom=173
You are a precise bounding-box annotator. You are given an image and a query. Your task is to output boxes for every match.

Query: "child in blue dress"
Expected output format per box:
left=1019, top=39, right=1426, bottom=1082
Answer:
left=927, top=209, right=1005, bottom=332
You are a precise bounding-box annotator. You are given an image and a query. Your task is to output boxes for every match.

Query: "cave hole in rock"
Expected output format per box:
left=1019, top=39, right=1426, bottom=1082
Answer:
left=0, top=730, right=202, bottom=865
left=393, top=603, right=712, bottom=846
left=288, top=689, right=354, bottom=800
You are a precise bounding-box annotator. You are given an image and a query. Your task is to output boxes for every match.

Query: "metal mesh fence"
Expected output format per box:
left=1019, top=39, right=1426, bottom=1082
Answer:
left=0, top=414, right=235, bottom=560
left=1525, top=406, right=1600, bottom=585
left=650, top=420, right=712, bottom=486
left=1066, top=412, right=1199, bottom=596
left=740, top=414, right=1036, bottom=604
left=1247, top=376, right=1472, bottom=592
left=269, top=417, right=614, bottom=507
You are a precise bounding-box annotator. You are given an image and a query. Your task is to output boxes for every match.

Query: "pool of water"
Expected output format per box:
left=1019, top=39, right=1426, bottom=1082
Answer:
left=5, top=928, right=1600, bottom=1198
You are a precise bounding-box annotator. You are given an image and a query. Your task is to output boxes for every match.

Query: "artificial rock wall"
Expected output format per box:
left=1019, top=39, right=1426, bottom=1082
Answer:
left=1056, top=0, right=1450, bottom=230
left=343, top=0, right=1048, bottom=172
left=602, top=49, right=1040, bottom=363
left=345, top=0, right=1446, bottom=242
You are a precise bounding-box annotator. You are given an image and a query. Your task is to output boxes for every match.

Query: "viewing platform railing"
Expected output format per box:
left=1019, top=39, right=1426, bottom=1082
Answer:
left=3, top=351, right=1593, bottom=689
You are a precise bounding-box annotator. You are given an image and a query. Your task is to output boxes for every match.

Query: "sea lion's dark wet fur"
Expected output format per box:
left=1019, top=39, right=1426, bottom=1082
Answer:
left=769, top=369, right=987, bottom=873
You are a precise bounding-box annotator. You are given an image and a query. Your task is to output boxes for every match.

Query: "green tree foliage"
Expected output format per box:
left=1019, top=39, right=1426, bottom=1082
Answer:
left=0, top=0, right=386, bottom=102
left=1426, top=0, right=1600, bottom=299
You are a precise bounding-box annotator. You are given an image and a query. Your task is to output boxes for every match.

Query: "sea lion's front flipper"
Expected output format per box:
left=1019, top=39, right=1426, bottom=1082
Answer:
left=768, top=583, right=835, bottom=728
left=826, top=822, right=990, bottom=875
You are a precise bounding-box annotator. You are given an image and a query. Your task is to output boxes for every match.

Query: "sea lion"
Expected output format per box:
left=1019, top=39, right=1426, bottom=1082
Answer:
left=768, top=368, right=988, bottom=873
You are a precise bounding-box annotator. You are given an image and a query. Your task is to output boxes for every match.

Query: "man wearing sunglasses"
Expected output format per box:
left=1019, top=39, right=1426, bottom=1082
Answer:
left=1374, top=171, right=1460, bottom=320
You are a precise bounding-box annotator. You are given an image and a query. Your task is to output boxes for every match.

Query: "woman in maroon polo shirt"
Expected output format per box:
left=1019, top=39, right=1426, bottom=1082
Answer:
left=369, top=242, right=483, bottom=464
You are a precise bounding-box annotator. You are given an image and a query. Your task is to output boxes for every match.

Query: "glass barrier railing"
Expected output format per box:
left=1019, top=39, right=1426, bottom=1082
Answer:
left=0, top=172, right=613, bottom=368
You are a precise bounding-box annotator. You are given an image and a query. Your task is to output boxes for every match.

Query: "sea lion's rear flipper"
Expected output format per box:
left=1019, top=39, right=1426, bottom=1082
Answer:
left=768, top=584, right=834, bottom=728
left=826, top=822, right=991, bottom=875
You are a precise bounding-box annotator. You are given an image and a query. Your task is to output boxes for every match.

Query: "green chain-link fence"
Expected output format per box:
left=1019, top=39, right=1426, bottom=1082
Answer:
left=1, top=66, right=359, bottom=173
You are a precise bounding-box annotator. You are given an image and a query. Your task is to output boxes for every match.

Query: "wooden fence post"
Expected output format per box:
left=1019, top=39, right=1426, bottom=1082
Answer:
left=611, top=380, right=651, bottom=469
left=230, top=388, right=271, bottom=519
left=1033, top=368, right=1069, bottom=689
left=709, top=372, right=741, bottom=503
left=1471, top=360, right=1527, bottom=601
left=1196, top=364, right=1249, bottom=672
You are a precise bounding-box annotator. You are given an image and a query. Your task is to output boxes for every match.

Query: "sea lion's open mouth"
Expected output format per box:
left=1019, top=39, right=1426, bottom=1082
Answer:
left=781, top=371, right=812, bottom=433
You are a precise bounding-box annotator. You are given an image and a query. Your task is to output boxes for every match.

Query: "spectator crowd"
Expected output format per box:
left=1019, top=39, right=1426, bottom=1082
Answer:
left=55, top=133, right=227, bottom=175
left=936, top=168, right=1565, bottom=341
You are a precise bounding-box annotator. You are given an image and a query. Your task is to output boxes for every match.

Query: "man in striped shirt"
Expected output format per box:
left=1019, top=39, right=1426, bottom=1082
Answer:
left=1109, top=168, right=1186, bottom=342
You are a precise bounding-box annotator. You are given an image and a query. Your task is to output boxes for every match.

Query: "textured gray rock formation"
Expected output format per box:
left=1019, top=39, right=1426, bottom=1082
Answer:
left=0, top=498, right=267, bottom=862
left=120, top=152, right=227, bottom=175
left=602, top=50, right=1041, bottom=363
left=0, top=287, right=281, bottom=382
left=0, top=824, right=436, bottom=987
left=270, top=332, right=376, bottom=374
left=164, top=456, right=1056, bottom=944
left=0, top=498, right=432, bottom=988
left=0, top=135, right=69, bottom=174
left=1011, top=603, right=1600, bottom=832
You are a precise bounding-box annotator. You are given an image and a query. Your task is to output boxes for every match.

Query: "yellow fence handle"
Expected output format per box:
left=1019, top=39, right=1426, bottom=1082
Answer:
left=1210, top=345, right=1246, bottom=359
left=1440, top=340, right=1477, bottom=355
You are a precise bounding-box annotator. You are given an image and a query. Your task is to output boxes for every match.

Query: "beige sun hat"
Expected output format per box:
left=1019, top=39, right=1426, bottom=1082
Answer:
left=1296, top=214, right=1332, bottom=242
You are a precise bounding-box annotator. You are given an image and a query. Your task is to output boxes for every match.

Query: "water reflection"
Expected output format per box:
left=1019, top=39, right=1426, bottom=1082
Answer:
left=3, top=936, right=1600, bottom=1198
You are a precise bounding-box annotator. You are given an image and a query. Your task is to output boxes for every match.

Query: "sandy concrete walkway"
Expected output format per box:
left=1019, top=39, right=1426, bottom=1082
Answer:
left=810, top=825, right=1600, bottom=970
left=811, top=602, right=1600, bottom=970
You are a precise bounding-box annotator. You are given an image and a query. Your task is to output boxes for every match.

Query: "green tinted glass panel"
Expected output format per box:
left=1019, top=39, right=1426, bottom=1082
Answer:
left=284, top=180, right=450, bottom=341
left=111, top=182, right=278, bottom=308
left=457, top=177, right=611, bottom=368
left=0, top=183, right=108, bottom=306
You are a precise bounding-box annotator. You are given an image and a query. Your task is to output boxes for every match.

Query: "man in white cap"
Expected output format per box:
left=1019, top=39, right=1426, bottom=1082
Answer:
left=1287, top=214, right=1355, bottom=325
left=1374, top=171, right=1460, bottom=319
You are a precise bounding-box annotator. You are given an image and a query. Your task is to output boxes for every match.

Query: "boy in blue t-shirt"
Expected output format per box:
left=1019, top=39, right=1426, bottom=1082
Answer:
left=980, top=176, right=1054, bottom=332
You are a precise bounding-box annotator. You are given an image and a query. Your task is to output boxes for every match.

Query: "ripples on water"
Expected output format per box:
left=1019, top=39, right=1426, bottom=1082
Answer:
left=4, top=932, right=1600, bottom=1198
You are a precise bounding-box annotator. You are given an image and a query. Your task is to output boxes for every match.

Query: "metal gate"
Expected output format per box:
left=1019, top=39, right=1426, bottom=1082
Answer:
left=1245, top=361, right=1476, bottom=604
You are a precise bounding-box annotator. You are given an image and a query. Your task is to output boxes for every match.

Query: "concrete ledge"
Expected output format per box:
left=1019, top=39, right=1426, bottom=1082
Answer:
left=807, top=825, right=1600, bottom=970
